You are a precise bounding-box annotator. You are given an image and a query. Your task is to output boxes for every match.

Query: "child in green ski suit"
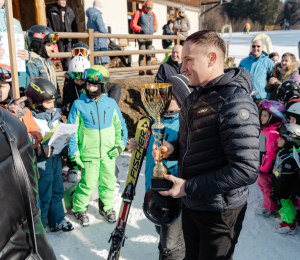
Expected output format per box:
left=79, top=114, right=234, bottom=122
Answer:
left=68, top=65, right=128, bottom=226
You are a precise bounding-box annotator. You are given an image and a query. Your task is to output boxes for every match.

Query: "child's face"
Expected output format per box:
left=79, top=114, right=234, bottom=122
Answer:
left=45, top=42, right=54, bottom=57
left=271, top=56, right=279, bottom=65
left=261, top=110, right=270, bottom=125
left=281, top=56, right=292, bottom=69
left=277, top=136, right=286, bottom=148
left=0, top=81, right=10, bottom=101
left=289, top=116, right=297, bottom=124
left=42, top=99, right=55, bottom=109
left=86, top=82, right=98, bottom=92
left=168, top=96, right=180, bottom=112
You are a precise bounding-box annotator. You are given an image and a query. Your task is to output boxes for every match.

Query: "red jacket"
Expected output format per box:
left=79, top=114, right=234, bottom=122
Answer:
left=130, top=6, right=157, bottom=34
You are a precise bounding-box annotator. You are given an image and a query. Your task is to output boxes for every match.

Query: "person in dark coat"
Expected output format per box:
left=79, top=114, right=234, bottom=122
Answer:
left=155, top=45, right=183, bottom=83
left=153, top=31, right=260, bottom=260
left=162, top=20, right=174, bottom=63
left=47, top=0, right=78, bottom=71
left=0, top=107, right=56, bottom=259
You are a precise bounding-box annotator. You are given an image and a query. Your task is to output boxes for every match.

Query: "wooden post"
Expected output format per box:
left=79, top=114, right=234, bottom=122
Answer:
left=4, top=0, right=19, bottom=99
left=34, top=0, right=47, bottom=26
left=176, top=32, right=180, bottom=45
left=89, top=29, right=95, bottom=66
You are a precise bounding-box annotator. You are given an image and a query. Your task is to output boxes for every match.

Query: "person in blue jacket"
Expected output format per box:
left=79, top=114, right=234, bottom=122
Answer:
left=0, top=2, right=30, bottom=93
left=239, top=39, right=274, bottom=104
left=129, top=74, right=192, bottom=260
left=86, top=0, right=109, bottom=66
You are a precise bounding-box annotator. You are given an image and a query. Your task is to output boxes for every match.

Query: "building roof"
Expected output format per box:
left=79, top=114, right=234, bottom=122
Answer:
left=167, top=0, right=231, bottom=7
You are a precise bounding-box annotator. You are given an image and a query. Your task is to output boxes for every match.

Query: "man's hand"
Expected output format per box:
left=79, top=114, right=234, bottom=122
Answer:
left=269, top=77, right=278, bottom=85
left=152, top=140, right=174, bottom=164
left=70, top=156, right=85, bottom=172
left=107, top=146, right=123, bottom=159
left=129, top=138, right=137, bottom=151
left=159, top=175, right=186, bottom=198
left=17, top=49, right=29, bottom=61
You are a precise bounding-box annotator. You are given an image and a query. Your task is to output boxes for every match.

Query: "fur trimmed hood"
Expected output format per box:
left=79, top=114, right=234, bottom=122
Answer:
left=273, top=61, right=300, bottom=78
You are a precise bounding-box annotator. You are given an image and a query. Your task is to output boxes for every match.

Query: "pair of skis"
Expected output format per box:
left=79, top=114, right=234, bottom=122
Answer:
left=107, top=115, right=153, bottom=260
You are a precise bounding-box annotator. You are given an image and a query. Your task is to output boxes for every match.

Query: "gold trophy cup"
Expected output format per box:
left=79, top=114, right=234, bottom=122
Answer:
left=141, top=83, right=173, bottom=191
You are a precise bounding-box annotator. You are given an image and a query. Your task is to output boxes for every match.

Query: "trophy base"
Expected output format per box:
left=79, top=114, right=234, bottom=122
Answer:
left=151, top=177, right=173, bottom=191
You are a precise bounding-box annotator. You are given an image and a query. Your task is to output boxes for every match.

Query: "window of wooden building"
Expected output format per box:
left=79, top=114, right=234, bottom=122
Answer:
left=127, top=0, right=144, bottom=34
left=167, top=7, right=179, bottom=21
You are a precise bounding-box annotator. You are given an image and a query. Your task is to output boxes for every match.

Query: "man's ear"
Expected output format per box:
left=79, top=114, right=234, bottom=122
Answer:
left=208, top=52, right=217, bottom=67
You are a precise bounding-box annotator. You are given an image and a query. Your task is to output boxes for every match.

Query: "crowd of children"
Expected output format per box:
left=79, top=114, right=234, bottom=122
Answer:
left=0, top=24, right=128, bottom=232
left=256, top=53, right=300, bottom=235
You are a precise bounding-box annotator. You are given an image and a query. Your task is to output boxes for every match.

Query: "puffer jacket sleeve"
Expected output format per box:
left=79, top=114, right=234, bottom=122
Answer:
left=185, top=90, right=260, bottom=198
left=112, top=101, right=128, bottom=150
left=130, top=11, right=141, bottom=33
left=155, top=65, right=166, bottom=83
left=95, top=13, right=108, bottom=33
left=107, top=82, right=121, bottom=104
left=67, top=103, right=81, bottom=158
left=260, top=130, right=279, bottom=173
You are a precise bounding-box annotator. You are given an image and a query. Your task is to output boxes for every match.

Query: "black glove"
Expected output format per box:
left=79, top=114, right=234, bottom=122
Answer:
left=35, top=145, right=55, bottom=158
left=60, top=145, right=69, bottom=158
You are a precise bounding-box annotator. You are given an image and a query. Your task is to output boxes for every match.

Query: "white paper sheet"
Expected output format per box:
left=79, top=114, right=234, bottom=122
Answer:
left=48, top=123, right=78, bottom=155
left=0, top=32, right=26, bottom=72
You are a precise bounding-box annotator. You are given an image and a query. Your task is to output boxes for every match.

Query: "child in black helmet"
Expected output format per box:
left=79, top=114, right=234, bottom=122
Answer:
left=26, top=25, right=59, bottom=96
left=27, top=78, right=74, bottom=232
left=270, top=123, right=300, bottom=235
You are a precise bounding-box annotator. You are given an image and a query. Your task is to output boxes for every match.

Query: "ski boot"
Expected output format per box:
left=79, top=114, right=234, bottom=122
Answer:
left=50, top=219, right=74, bottom=232
left=74, top=211, right=89, bottom=227
left=139, top=70, right=145, bottom=76
left=146, top=70, right=153, bottom=75
left=254, top=204, right=272, bottom=217
left=273, top=221, right=297, bottom=235
left=99, top=199, right=116, bottom=223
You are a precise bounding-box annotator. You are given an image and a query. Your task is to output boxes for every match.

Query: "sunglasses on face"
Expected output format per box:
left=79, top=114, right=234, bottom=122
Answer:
left=252, top=45, right=261, bottom=48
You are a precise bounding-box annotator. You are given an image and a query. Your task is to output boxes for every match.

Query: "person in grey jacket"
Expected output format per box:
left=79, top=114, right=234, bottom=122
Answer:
left=86, top=0, right=109, bottom=66
left=174, top=7, right=190, bottom=45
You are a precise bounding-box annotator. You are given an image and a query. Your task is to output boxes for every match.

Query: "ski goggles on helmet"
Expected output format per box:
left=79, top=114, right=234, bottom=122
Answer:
left=70, top=72, right=83, bottom=81
left=72, top=48, right=89, bottom=57
left=83, top=69, right=110, bottom=84
left=260, top=99, right=285, bottom=119
left=0, top=65, right=12, bottom=82
left=277, top=123, right=288, bottom=135
left=33, top=32, right=59, bottom=43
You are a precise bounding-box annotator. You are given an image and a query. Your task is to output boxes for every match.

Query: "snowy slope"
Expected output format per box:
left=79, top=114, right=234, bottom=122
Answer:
left=47, top=30, right=300, bottom=260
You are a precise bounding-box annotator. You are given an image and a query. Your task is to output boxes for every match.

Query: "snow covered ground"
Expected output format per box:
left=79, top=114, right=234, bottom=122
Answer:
left=47, top=30, right=300, bottom=260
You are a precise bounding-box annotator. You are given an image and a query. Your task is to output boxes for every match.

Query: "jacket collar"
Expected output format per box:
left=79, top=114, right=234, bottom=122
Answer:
left=166, top=56, right=182, bottom=69
left=80, top=91, right=107, bottom=103
left=273, top=61, right=300, bottom=78
left=249, top=51, right=268, bottom=61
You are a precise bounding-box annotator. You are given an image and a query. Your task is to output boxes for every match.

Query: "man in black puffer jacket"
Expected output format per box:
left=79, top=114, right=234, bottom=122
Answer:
left=153, top=31, right=260, bottom=260
left=0, top=107, right=56, bottom=259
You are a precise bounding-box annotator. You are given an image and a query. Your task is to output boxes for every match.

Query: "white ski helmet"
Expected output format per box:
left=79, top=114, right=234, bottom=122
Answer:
left=286, top=102, right=300, bottom=124
left=68, top=56, right=91, bottom=73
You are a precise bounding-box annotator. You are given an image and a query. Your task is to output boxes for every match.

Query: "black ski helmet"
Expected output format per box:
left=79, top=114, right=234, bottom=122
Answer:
left=277, top=123, right=300, bottom=147
left=143, top=189, right=182, bottom=226
left=26, top=25, right=56, bottom=59
left=27, top=79, right=57, bottom=110
left=277, top=80, right=300, bottom=103
left=72, top=42, right=91, bottom=58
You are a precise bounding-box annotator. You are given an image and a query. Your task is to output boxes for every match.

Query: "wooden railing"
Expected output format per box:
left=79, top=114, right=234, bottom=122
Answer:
left=47, top=29, right=186, bottom=76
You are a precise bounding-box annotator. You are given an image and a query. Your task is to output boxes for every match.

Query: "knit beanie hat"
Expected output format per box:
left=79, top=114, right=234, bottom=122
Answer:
left=93, top=0, right=103, bottom=8
left=179, top=7, right=185, bottom=13
left=165, top=74, right=192, bottom=107
left=145, top=0, right=153, bottom=9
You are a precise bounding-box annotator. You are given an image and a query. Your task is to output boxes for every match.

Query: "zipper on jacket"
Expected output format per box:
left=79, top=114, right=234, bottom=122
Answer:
left=104, top=111, right=106, bottom=124
left=96, top=101, right=102, bottom=158
left=90, top=111, right=95, bottom=125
